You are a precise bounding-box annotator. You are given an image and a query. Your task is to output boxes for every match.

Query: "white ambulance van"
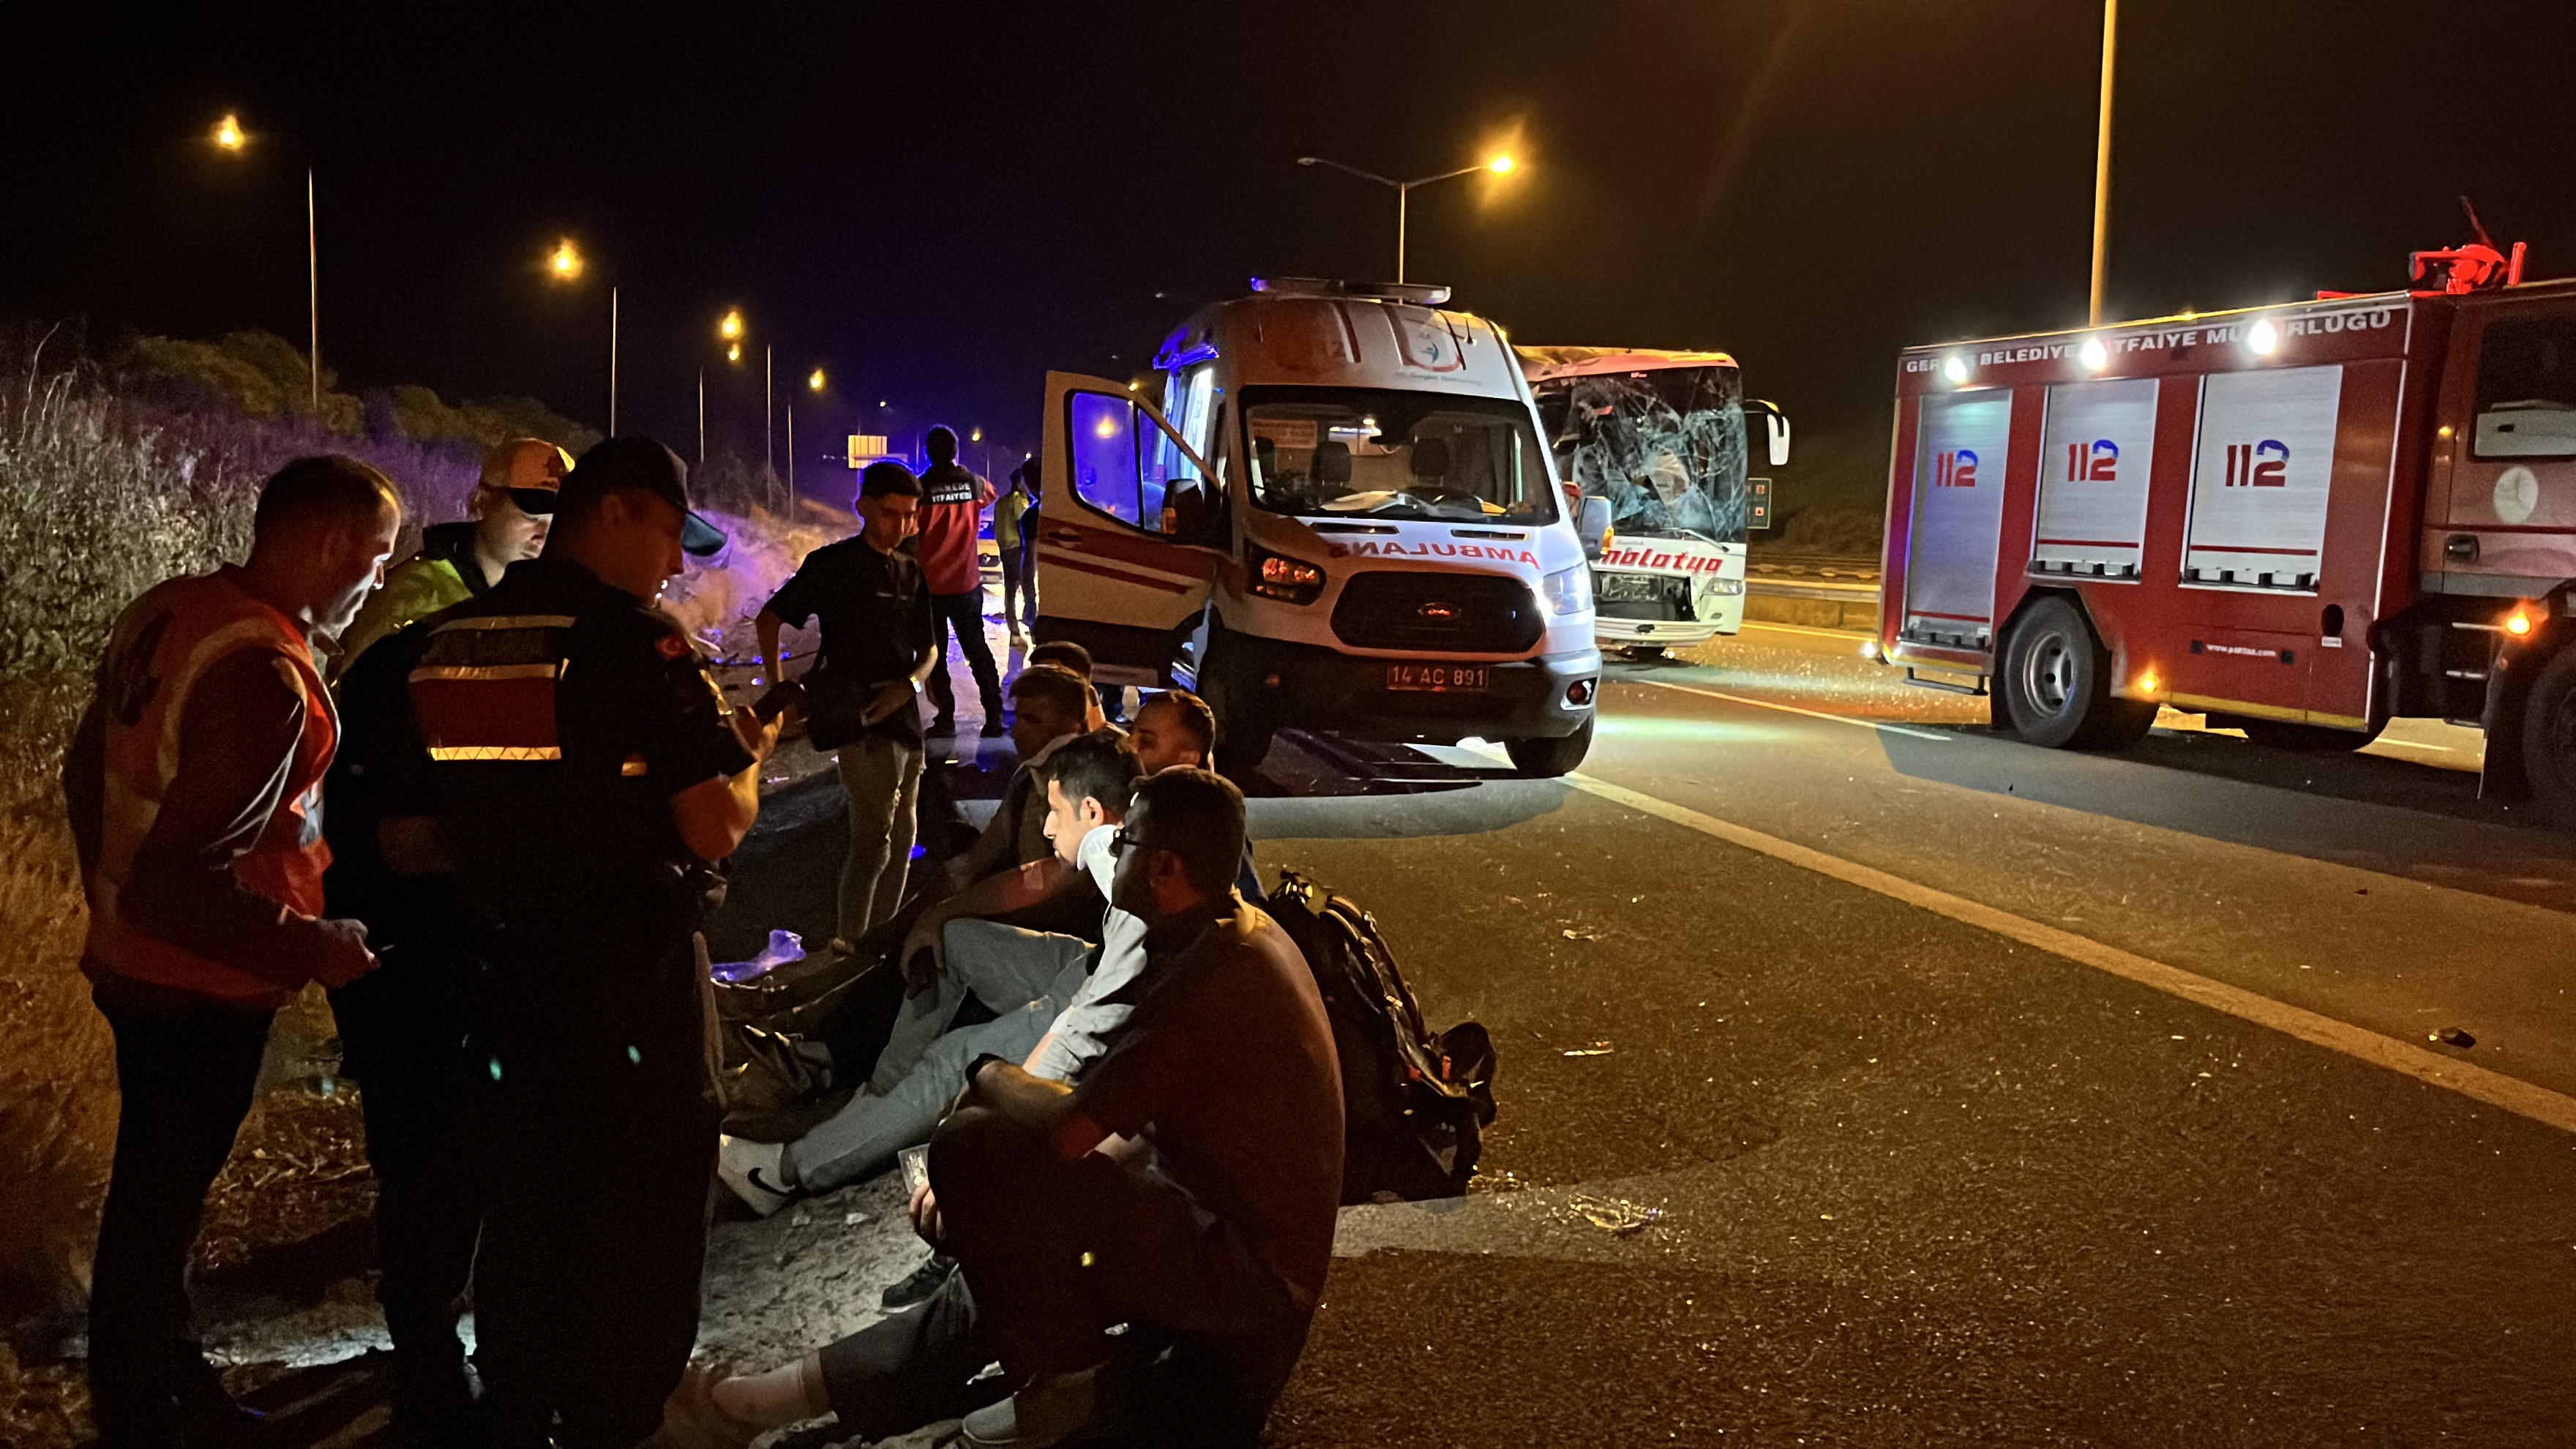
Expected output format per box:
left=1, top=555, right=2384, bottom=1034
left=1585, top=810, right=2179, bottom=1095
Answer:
left=1033, top=277, right=1603, bottom=777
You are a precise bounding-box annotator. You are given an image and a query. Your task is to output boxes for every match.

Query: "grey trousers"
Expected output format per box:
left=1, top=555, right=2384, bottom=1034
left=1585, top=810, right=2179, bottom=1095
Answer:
left=838, top=733, right=925, bottom=944
left=791, top=921, right=1093, bottom=1194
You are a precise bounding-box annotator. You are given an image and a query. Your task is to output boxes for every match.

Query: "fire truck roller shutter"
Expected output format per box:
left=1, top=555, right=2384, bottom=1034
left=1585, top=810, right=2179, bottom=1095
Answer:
left=1902, top=390, right=2012, bottom=650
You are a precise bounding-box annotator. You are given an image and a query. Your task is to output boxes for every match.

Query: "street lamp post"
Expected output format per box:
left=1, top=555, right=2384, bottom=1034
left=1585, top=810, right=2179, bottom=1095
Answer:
left=544, top=239, right=618, bottom=432
left=1297, top=151, right=1516, bottom=284
left=2089, top=0, right=2119, bottom=327
left=214, top=114, right=322, bottom=415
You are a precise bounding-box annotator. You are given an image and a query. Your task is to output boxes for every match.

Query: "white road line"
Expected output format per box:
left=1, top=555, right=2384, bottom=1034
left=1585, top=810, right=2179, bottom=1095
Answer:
left=1560, top=770, right=2576, bottom=1138
left=1640, top=680, right=1953, bottom=742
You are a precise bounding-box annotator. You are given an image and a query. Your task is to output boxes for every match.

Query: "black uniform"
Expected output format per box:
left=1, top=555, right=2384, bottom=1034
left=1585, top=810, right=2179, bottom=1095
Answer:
left=321, top=621, right=486, bottom=1427
left=407, top=556, right=755, bottom=1448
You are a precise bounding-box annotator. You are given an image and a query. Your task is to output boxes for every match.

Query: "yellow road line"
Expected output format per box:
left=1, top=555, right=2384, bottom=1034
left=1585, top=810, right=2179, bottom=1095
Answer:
left=1641, top=680, right=1953, bottom=743
left=1562, top=769, right=2576, bottom=1138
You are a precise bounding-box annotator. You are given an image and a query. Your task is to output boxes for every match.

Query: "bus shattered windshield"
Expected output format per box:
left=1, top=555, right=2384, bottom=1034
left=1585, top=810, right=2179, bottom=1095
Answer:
left=1242, top=386, right=1558, bottom=525
left=1532, top=363, right=1749, bottom=540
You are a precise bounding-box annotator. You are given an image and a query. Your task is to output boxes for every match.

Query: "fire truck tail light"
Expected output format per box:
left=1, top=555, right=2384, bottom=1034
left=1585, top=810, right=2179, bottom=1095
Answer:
left=2138, top=669, right=2161, bottom=694
left=2505, top=610, right=2534, bottom=636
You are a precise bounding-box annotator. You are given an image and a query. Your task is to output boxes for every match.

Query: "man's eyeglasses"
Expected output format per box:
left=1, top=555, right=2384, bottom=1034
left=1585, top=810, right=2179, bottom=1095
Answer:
left=1107, top=826, right=1167, bottom=858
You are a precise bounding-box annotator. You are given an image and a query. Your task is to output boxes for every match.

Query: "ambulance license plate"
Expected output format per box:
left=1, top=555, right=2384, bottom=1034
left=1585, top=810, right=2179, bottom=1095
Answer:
left=1386, top=664, right=1489, bottom=692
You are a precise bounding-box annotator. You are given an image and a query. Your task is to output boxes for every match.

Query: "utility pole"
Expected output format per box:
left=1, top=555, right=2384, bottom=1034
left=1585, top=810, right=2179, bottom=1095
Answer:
left=2089, top=0, right=2118, bottom=327
left=305, top=168, right=321, bottom=414
left=763, top=344, right=775, bottom=482
left=697, top=368, right=705, bottom=465
left=609, top=284, right=621, bottom=434
left=786, top=403, right=796, bottom=507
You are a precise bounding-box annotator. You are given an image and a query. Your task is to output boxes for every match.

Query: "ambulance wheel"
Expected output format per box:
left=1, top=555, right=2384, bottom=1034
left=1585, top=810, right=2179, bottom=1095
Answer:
left=1505, top=719, right=1593, bottom=777
left=1999, top=596, right=2152, bottom=750
left=2520, top=648, right=2576, bottom=829
left=2239, top=719, right=2373, bottom=752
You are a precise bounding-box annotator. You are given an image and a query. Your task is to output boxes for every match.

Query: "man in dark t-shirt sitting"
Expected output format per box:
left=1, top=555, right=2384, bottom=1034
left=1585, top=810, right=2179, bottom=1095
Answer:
left=667, top=770, right=1342, bottom=1449
left=757, top=463, right=938, bottom=949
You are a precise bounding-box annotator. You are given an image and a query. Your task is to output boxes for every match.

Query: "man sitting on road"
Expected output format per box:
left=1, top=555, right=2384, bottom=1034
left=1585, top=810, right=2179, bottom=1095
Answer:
left=946, top=662, right=1094, bottom=891
left=670, top=771, right=1343, bottom=1449
left=1025, top=640, right=1109, bottom=732
left=715, top=727, right=1156, bottom=1216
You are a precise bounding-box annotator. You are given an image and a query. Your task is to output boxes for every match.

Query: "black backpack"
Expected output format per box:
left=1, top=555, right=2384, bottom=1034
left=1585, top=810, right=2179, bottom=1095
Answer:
left=1265, top=870, right=1497, bottom=1204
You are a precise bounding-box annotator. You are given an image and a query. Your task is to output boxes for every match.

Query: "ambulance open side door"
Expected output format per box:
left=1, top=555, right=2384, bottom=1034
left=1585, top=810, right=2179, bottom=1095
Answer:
left=1034, top=371, right=1229, bottom=687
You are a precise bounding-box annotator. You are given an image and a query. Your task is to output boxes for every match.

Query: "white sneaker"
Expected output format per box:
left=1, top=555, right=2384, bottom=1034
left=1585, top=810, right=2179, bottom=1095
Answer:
left=715, top=1134, right=795, bottom=1218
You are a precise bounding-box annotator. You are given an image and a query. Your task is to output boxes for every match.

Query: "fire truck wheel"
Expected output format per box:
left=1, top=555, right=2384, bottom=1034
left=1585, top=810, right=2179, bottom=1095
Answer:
left=1505, top=719, right=1594, bottom=777
left=1999, top=596, right=2146, bottom=749
left=2520, top=647, right=2576, bottom=828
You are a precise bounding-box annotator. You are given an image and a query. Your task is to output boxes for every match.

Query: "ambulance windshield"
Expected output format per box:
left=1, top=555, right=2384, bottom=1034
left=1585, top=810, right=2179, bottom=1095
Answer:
left=1532, top=364, right=1748, bottom=540
left=1241, top=387, right=1558, bottom=525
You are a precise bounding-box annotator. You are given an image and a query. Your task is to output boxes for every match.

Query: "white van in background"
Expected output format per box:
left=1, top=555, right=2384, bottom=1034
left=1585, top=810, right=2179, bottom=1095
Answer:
left=1033, top=277, right=1603, bottom=777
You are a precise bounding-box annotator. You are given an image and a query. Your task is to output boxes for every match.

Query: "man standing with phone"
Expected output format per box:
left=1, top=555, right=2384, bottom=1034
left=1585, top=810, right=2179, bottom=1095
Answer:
left=757, top=461, right=939, bottom=951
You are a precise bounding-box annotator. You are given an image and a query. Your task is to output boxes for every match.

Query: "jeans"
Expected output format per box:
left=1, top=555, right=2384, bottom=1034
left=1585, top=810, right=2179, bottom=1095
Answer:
left=869, top=921, right=1093, bottom=1098
left=1000, top=552, right=1033, bottom=636
left=86, top=982, right=276, bottom=1446
left=787, top=999, right=1053, bottom=1194
left=838, top=733, right=925, bottom=944
left=926, top=588, right=1004, bottom=724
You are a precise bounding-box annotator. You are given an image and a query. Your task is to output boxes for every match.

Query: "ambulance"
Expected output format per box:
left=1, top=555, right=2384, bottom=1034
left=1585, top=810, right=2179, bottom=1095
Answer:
left=1879, top=233, right=2576, bottom=825
left=1519, top=346, right=1791, bottom=657
left=1032, top=277, right=1603, bottom=777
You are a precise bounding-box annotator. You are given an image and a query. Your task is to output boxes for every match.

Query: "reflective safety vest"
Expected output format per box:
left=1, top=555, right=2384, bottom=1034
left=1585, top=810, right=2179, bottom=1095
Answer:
left=83, top=569, right=338, bottom=1004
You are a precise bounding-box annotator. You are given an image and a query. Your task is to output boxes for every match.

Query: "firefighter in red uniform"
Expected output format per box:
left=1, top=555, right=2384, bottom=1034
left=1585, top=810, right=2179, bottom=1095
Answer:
left=404, top=438, right=777, bottom=1448
left=61, top=456, right=401, bottom=1448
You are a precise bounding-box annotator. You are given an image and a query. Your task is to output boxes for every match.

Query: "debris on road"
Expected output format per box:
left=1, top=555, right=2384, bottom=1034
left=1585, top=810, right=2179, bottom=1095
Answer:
left=1565, top=1194, right=1661, bottom=1236
left=1562, top=1042, right=1614, bottom=1057
left=2432, top=1026, right=2476, bottom=1048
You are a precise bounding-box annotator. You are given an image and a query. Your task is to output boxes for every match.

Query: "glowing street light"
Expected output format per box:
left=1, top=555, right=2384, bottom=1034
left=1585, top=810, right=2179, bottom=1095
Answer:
left=1297, top=149, right=1526, bottom=283
left=211, top=112, right=321, bottom=415
left=547, top=238, right=584, bottom=281
left=726, top=341, right=742, bottom=363
left=719, top=308, right=744, bottom=342
left=808, top=367, right=825, bottom=392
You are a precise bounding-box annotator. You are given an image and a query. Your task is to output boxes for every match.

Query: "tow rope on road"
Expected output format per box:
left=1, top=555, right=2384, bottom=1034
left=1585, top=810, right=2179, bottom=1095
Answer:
left=1560, top=769, right=2576, bottom=1139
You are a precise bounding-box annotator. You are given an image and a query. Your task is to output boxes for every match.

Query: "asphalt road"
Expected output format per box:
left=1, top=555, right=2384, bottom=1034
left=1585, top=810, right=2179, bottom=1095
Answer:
left=1233, top=621, right=2576, bottom=1448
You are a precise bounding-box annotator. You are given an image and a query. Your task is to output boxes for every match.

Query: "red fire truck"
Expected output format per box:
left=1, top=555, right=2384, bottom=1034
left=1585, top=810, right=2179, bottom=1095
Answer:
left=1879, top=241, right=2576, bottom=825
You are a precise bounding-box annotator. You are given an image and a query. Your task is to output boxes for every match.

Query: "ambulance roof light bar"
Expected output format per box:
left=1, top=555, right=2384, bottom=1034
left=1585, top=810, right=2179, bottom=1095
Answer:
left=1250, top=276, right=1454, bottom=307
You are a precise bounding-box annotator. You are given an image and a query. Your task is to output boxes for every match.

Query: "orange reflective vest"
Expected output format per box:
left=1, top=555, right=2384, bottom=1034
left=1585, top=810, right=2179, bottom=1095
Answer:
left=82, top=569, right=338, bottom=1005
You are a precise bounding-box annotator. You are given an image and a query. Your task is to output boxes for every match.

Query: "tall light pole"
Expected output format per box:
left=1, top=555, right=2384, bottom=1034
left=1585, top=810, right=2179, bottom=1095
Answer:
left=1297, top=151, right=1516, bottom=284
left=545, top=239, right=618, bottom=432
left=714, top=309, right=746, bottom=473
left=2089, top=0, right=2118, bottom=327
left=763, top=344, right=775, bottom=481
left=214, top=113, right=322, bottom=416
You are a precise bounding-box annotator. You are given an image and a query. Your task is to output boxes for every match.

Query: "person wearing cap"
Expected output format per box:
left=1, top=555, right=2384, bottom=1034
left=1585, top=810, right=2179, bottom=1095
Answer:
left=756, top=460, right=939, bottom=951
left=400, top=437, right=773, bottom=1448
left=334, top=436, right=571, bottom=673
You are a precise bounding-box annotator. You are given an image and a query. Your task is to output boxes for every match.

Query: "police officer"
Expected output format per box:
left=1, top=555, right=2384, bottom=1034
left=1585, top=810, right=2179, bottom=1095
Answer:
left=405, top=438, right=777, bottom=1448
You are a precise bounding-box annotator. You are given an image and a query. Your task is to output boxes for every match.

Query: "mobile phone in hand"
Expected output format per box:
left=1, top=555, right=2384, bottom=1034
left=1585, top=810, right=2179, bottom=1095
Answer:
left=899, top=1145, right=931, bottom=1197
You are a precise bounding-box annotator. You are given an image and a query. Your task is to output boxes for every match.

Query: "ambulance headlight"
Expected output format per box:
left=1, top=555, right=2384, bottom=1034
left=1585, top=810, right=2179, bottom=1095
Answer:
left=1541, top=564, right=1593, bottom=616
left=1246, top=544, right=1326, bottom=604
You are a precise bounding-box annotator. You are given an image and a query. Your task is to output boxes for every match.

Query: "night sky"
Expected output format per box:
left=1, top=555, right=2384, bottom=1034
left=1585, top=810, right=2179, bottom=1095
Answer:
left=7, top=1, right=2574, bottom=471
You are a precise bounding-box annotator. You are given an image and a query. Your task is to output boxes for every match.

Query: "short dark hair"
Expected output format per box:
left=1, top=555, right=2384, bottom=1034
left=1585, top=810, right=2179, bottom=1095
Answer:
left=1037, top=730, right=1142, bottom=818
left=1011, top=662, right=1094, bottom=723
left=924, top=426, right=958, bottom=463
left=1027, top=640, right=1092, bottom=678
left=1141, top=689, right=1215, bottom=759
left=859, top=460, right=922, bottom=499
left=1127, top=768, right=1246, bottom=894
left=253, top=455, right=400, bottom=539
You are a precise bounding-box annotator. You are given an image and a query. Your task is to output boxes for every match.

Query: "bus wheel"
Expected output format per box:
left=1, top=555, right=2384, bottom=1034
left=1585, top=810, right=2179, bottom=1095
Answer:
left=1504, top=719, right=1594, bottom=777
left=2239, top=719, right=2373, bottom=752
left=2520, top=648, right=2576, bottom=828
left=1999, top=596, right=2152, bottom=749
